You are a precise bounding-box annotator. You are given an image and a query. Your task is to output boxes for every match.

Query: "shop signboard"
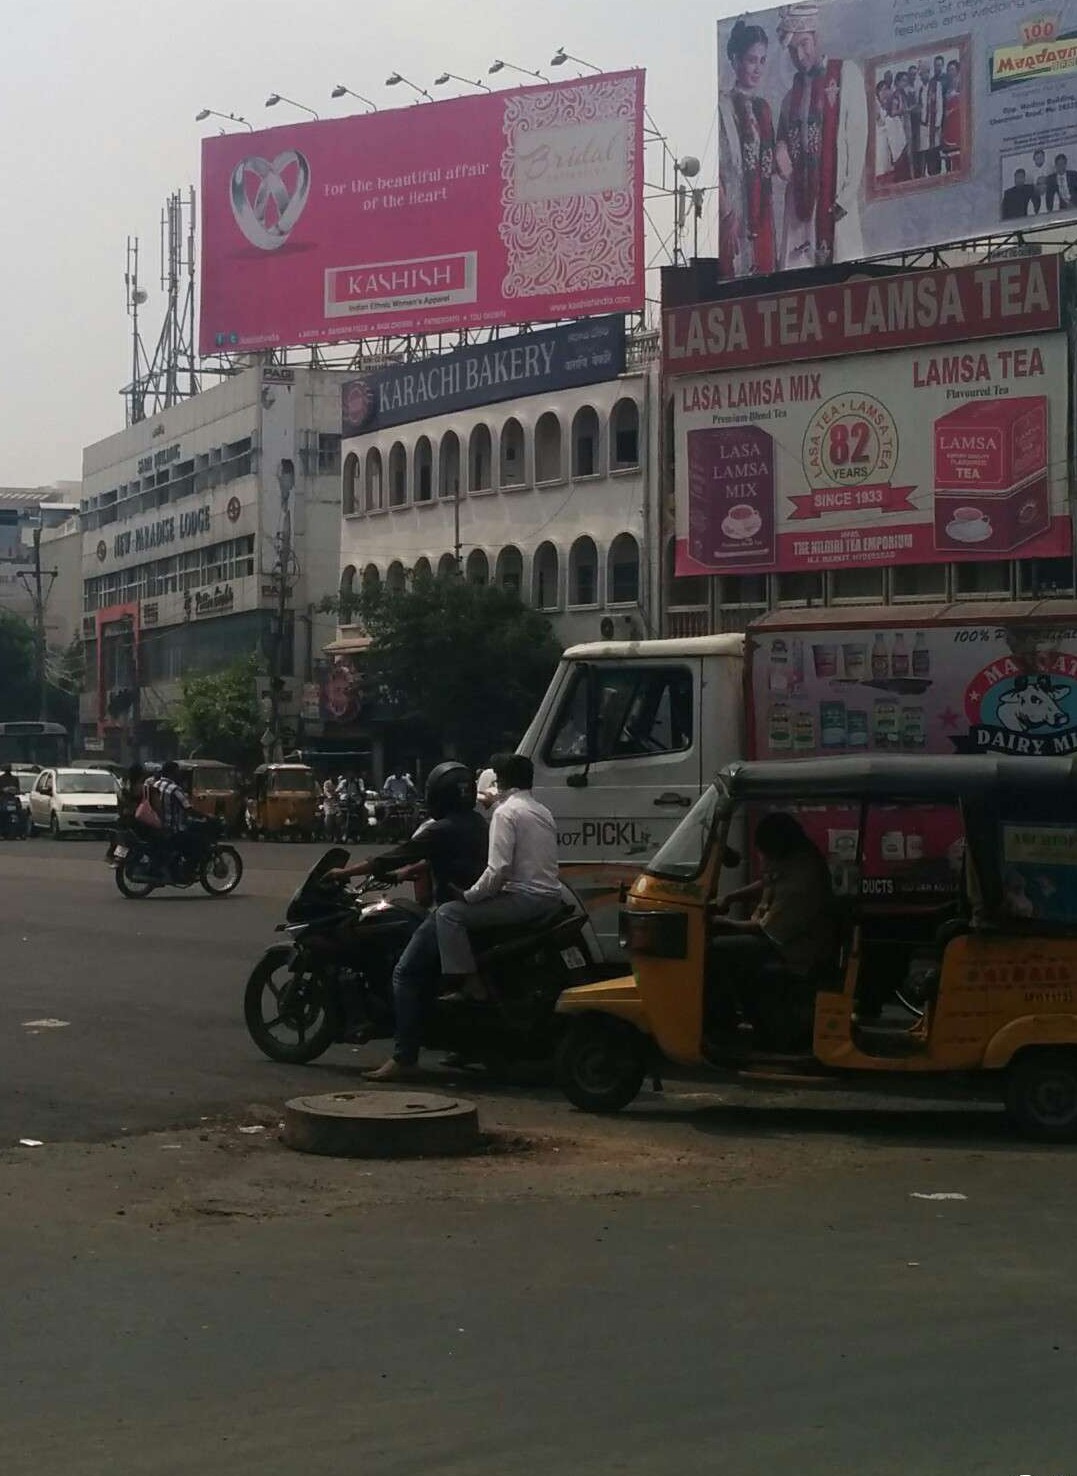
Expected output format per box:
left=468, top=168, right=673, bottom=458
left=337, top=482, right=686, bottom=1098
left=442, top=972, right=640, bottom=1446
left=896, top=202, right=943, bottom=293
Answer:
left=200, top=72, right=645, bottom=353
left=714, top=0, right=1077, bottom=277
left=674, top=325, right=1070, bottom=577
left=341, top=316, right=626, bottom=436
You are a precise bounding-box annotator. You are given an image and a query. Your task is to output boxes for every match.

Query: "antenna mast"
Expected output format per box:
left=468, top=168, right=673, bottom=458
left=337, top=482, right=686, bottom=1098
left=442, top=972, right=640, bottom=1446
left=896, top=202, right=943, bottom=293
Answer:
left=121, top=188, right=200, bottom=424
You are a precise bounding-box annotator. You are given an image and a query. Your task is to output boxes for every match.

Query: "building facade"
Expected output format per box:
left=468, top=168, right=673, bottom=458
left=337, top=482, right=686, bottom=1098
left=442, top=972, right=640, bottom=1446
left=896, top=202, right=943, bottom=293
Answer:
left=337, top=345, right=661, bottom=650
left=77, top=366, right=348, bottom=759
left=0, top=484, right=81, bottom=644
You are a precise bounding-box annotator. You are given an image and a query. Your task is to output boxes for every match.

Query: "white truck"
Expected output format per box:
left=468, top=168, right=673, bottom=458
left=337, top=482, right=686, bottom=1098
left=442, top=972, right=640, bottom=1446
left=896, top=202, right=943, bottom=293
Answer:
left=518, top=634, right=745, bottom=957
left=518, top=602, right=1077, bottom=958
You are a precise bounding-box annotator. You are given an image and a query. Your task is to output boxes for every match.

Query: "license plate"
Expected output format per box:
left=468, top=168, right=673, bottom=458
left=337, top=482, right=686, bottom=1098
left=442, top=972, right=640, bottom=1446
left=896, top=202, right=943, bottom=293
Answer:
left=114, top=846, right=128, bottom=859
left=560, top=946, right=586, bottom=969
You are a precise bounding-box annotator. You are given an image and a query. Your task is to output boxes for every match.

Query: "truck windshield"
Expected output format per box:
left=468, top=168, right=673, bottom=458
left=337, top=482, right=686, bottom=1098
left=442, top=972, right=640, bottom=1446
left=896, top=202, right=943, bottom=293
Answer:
left=646, top=785, right=719, bottom=880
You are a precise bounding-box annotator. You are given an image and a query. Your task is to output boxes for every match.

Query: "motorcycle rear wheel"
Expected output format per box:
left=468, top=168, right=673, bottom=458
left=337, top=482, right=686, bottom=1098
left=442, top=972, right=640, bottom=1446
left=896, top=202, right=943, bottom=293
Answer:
left=244, top=952, right=340, bottom=1064
left=115, top=851, right=157, bottom=899
left=199, top=845, right=243, bottom=896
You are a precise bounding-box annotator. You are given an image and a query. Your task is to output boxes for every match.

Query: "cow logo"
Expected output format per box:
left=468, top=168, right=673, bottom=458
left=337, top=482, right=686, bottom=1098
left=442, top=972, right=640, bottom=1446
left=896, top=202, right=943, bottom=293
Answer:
left=958, top=655, right=1077, bottom=756
left=229, top=151, right=311, bottom=252
left=342, top=377, right=375, bottom=435
left=96, top=540, right=107, bottom=563
left=226, top=496, right=242, bottom=524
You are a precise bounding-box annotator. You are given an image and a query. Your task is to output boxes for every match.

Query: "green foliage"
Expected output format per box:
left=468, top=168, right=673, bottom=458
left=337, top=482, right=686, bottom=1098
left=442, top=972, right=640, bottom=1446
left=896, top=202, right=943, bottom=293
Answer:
left=0, top=612, right=37, bottom=719
left=168, top=655, right=263, bottom=768
left=356, top=577, right=562, bottom=766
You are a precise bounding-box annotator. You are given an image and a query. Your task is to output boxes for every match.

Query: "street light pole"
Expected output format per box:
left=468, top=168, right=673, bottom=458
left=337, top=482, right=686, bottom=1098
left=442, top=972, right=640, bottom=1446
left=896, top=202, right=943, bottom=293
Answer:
left=268, top=459, right=296, bottom=763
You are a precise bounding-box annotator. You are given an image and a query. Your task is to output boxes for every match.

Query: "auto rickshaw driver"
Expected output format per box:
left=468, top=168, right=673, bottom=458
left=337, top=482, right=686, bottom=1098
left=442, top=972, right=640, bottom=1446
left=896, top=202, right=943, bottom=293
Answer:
left=710, top=812, right=837, bottom=1045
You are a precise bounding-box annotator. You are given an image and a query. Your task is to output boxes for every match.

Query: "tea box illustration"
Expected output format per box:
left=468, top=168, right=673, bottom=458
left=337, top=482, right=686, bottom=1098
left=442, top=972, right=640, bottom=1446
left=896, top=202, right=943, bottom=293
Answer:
left=687, top=425, right=776, bottom=567
left=933, top=396, right=1050, bottom=554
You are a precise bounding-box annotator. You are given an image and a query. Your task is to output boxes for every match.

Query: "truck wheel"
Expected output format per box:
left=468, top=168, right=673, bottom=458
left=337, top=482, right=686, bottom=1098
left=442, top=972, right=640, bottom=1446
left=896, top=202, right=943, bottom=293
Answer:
left=555, top=1017, right=646, bottom=1114
left=1006, top=1050, right=1077, bottom=1142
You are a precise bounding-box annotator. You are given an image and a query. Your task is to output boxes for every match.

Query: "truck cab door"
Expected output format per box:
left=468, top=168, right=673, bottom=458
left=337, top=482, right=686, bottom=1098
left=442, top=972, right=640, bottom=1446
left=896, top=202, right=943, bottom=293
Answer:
left=530, top=658, right=704, bottom=956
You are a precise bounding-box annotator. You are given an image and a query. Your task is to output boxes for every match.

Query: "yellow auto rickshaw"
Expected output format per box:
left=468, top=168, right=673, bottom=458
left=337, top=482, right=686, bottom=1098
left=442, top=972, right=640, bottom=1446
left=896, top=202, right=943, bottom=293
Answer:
left=176, top=760, right=243, bottom=835
left=555, top=755, right=1077, bottom=1141
left=246, top=763, right=319, bottom=840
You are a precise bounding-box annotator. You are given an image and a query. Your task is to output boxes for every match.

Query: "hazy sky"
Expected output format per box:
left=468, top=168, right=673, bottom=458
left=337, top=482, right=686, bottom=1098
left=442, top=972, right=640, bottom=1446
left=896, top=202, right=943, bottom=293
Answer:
left=0, top=0, right=745, bottom=487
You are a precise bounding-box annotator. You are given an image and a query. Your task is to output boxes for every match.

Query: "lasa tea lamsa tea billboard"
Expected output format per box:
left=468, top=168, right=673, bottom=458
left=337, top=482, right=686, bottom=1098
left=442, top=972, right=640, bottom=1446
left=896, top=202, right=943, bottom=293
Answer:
left=200, top=72, right=645, bottom=353
left=716, top=0, right=1077, bottom=276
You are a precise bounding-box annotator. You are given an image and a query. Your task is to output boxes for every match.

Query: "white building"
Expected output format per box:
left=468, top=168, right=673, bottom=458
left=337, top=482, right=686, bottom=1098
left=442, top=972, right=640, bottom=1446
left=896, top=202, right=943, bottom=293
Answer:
left=77, top=366, right=348, bottom=759
left=337, top=340, right=661, bottom=649
left=0, top=484, right=82, bottom=644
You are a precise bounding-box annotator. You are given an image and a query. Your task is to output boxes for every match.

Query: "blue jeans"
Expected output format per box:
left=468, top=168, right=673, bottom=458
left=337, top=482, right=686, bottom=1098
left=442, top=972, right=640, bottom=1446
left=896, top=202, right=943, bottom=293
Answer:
left=392, top=914, right=442, bottom=1065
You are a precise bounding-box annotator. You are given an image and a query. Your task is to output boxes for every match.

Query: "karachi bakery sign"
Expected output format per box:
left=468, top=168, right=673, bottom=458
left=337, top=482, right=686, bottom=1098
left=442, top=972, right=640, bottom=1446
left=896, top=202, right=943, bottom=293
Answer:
left=669, top=259, right=1070, bottom=576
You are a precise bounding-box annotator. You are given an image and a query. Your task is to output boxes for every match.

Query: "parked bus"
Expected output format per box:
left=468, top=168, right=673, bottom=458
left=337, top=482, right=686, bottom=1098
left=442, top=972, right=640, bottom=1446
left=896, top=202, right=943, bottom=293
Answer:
left=0, top=721, right=70, bottom=769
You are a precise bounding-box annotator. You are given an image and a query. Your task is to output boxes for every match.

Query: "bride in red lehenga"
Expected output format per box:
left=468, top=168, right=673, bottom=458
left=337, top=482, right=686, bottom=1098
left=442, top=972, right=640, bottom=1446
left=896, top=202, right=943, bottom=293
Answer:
left=718, top=20, right=778, bottom=277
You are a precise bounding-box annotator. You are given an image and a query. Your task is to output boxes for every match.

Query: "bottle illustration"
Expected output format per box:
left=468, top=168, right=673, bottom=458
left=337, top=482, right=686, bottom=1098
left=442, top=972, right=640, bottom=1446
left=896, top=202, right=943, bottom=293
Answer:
left=793, top=709, right=816, bottom=752
left=768, top=639, right=789, bottom=695
left=912, top=632, right=930, bottom=678
left=791, top=640, right=805, bottom=693
left=820, top=701, right=847, bottom=751
left=871, top=633, right=889, bottom=679
left=892, top=633, right=909, bottom=678
left=768, top=704, right=792, bottom=751
left=873, top=698, right=899, bottom=750
left=846, top=709, right=869, bottom=749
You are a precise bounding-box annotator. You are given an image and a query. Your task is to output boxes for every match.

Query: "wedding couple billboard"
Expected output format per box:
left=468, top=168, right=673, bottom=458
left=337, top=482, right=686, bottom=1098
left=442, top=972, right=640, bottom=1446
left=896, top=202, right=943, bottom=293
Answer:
left=716, top=0, right=1077, bottom=275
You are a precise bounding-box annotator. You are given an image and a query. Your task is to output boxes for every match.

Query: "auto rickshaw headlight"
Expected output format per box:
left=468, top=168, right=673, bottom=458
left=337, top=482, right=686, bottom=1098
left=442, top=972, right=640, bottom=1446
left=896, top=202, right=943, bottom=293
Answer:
left=619, top=908, right=688, bottom=959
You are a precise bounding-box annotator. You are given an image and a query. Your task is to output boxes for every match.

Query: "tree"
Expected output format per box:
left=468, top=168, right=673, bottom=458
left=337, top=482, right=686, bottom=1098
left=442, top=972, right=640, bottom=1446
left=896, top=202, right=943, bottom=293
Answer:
left=168, top=655, right=264, bottom=769
left=355, top=578, right=562, bottom=767
left=0, top=612, right=37, bottom=720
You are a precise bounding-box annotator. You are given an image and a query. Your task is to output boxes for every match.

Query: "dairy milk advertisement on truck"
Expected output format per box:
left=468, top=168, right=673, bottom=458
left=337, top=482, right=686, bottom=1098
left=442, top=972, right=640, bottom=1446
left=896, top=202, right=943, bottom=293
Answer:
left=670, top=260, right=1069, bottom=577
left=750, top=616, right=1077, bottom=897
left=715, top=0, right=1077, bottom=278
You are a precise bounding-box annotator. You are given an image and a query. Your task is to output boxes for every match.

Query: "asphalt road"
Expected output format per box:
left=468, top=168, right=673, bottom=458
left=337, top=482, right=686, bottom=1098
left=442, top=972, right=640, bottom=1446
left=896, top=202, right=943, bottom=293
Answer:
left=5, top=838, right=1077, bottom=1474
left=2, top=835, right=377, bottom=1144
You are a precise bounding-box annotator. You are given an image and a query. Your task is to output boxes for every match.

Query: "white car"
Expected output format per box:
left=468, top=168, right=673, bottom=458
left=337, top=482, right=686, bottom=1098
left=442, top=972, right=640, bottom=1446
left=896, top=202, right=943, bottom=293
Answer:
left=30, top=768, right=119, bottom=839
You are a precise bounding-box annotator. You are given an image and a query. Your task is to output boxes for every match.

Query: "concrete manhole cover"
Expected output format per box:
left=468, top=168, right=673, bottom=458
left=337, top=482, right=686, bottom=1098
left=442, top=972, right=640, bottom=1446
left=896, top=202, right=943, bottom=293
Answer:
left=283, top=1090, right=480, bottom=1158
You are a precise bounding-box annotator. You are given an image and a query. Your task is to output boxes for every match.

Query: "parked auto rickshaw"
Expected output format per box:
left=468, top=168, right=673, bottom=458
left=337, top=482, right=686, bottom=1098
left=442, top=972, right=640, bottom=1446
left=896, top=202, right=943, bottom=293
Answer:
left=246, top=764, right=319, bottom=840
left=555, top=755, right=1077, bottom=1141
left=176, top=760, right=243, bottom=835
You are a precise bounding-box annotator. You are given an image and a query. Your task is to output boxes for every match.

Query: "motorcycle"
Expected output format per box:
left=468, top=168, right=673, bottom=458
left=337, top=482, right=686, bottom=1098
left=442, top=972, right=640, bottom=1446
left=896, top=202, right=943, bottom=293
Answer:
left=243, top=847, right=600, bottom=1069
left=374, top=798, right=422, bottom=844
left=337, top=792, right=377, bottom=844
left=111, top=814, right=243, bottom=899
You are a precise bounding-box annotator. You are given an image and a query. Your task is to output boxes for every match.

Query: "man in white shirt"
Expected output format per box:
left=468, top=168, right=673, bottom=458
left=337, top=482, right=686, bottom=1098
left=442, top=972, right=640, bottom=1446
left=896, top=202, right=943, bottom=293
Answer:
left=435, top=753, right=562, bottom=985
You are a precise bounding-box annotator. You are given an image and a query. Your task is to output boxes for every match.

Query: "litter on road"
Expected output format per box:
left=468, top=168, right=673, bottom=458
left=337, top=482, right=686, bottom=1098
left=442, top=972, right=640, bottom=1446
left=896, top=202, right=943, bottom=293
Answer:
left=910, top=1192, right=968, bottom=1201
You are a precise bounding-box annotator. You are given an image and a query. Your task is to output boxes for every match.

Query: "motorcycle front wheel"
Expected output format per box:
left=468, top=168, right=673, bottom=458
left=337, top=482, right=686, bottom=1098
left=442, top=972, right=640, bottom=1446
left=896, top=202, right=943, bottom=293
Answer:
left=245, top=951, right=340, bottom=1063
left=115, top=851, right=157, bottom=899
left=199, top=845, right=243, bottom=896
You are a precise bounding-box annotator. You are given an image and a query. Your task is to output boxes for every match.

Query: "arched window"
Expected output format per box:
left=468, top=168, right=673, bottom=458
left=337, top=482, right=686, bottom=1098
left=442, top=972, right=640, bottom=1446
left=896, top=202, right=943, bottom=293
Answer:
left=412, top=556, right=433, bottom=583
left=469, top=424, right=493, bottom=492
left=437, top=552, right=458, bottom=580
left=532, top=541, right=560, bottom=610
left=365, top=448, right=384, bottom=511
left=499, top=418, right=526, bottom=488
left=388, top=442, right=407, bottom=506
left=495, top=545, right=524, bottom=595
left=342, top=453, right=359, bottom=515
left=610, top=399, right=641, bottom=470
left=535, top=412, right=563, bottom=483
left=572, top=407, right=601, bottom=478
left=608, top=533, right=640, bottom=604
left=439, top=431, right=462, bottom=499
left=465, top=549, right=489, bottom=586
left=414, top=437, right=433, bottom=502
left=339, top=564, right=357, bottom=621
left=386, top=560, right=406, bottom=595
left=569, top=536, right=599, bottom=606
left=362, top=563, right=380, bottom=593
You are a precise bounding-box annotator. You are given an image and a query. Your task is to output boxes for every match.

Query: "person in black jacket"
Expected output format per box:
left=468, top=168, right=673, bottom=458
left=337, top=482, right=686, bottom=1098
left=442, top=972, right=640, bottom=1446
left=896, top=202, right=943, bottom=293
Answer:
left=327, top=761, right=488, bottom=1080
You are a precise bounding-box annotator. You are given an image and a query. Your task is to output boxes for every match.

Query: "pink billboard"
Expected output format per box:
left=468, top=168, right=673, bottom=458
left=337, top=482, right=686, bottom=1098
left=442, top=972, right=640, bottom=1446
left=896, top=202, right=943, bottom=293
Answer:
left=199, top=72, right=645, bottom=354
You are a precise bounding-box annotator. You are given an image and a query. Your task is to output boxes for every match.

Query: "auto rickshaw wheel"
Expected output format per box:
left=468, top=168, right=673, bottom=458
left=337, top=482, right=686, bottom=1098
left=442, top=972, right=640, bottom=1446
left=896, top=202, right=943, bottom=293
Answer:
left=555, top=1016, right=647, bottom=1114
left=1006, top=1050, right=1077, bottom=1142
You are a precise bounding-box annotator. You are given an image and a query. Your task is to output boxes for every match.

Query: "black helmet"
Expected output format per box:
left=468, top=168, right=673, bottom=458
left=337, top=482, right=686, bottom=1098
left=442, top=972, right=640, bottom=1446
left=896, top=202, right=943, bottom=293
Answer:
left=424, top=761, right=477, bottom=819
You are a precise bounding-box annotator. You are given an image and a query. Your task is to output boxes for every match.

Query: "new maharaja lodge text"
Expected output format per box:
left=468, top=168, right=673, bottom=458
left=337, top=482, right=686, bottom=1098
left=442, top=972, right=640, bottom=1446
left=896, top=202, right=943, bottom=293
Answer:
left=665, top=260, right=1059, bottom=371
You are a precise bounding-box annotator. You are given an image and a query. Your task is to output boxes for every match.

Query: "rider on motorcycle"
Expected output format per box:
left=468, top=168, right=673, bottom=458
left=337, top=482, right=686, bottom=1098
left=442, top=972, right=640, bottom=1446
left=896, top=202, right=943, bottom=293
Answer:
left=326, top=761, right=488, bottom=1082
left=147, top=760, right=193, bottom=876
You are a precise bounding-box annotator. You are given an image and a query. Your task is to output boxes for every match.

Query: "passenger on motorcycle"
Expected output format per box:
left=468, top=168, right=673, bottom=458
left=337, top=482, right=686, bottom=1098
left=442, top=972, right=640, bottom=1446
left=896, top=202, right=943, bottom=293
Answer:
left=147, top=760, right=194, bottom=875
left=382, top=769, right=414, bottom=803
left=326, top=761, right=489, bottom=1082
left=436, top=753, right=562, bottom=1000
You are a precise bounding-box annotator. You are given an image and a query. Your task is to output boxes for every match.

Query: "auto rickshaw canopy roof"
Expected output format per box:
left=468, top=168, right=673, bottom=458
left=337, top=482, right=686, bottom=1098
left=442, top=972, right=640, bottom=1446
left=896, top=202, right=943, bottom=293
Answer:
left=718, top=756, right=1077, bottom=805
